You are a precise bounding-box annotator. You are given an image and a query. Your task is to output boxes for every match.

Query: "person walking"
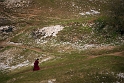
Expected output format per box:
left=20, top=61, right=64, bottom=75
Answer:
left=33, top=59, right=40, bottom=71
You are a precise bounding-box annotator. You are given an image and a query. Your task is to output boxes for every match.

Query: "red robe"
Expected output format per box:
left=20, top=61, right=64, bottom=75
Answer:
left=33, top=60, right=40, bottom=71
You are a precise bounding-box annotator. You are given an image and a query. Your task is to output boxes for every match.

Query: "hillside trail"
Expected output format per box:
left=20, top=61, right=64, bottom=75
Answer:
left=19, top=49, right=124, bottom=74
left=0, top=8, right=53, bottom=53
left=1, top=28, right=124, bottom=74
left=40, top=50, right=124, bottom=69
left=1, top=29, right=124, bottom=74
left=0, top=10, right=124, bottom=73
left=106, top=51, right=124, bottom=56
left=0, top=24, right=44, bottom=53
left=0, top=8, right=40, bottom=41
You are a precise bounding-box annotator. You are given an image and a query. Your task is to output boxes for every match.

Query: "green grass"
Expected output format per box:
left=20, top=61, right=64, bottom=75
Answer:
left=0, top=72, right=10, bottom=83
left=0, top=46, right=12, bottom=52
left=2, top=52, right=124, bottom=83
left=5, top=57, right=124, bottom=83
left=0, top=0, right=124, bottom=83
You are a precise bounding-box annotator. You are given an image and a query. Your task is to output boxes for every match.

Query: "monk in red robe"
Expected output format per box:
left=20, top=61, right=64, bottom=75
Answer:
left=33, top=59, right=40, bottom=71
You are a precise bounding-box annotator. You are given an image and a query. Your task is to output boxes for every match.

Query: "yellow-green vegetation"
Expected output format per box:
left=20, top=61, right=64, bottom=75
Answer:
left=0, top=0, right=124, bottom=83
left=1, top=46, right=124, bottom=83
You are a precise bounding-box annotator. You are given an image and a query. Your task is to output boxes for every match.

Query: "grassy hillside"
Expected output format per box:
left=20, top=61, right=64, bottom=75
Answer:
left=1, top=46, right=124, bottom=83
left=0, top=0, right=124, bottom=83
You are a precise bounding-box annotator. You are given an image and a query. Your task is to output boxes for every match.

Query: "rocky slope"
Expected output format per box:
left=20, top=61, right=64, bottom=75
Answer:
left=0, top=0, right=124, bottom=73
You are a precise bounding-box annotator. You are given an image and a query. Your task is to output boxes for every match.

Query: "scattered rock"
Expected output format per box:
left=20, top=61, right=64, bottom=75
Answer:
left=33, top=25, right=64, bottom=39
left=79, top=9, right=100, bottom=16
left=0, top=25, right=14, bottom=33
left=3, top=0, right=32, bottom=8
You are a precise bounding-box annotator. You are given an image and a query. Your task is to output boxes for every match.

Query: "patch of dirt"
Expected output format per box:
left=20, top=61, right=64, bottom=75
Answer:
left=106, top=51, right=124, bottom=56
left=92, top=46, right=116, bottom=51
left=16, top=13, right=38, bottom=18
